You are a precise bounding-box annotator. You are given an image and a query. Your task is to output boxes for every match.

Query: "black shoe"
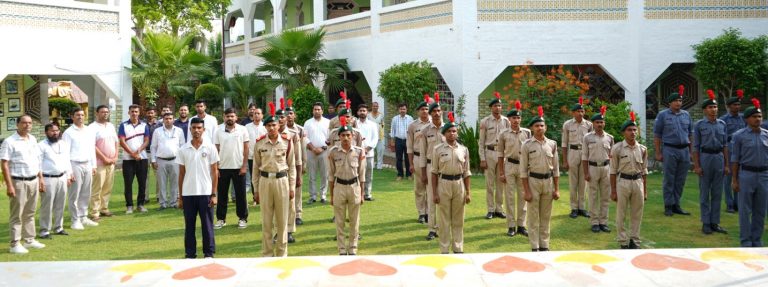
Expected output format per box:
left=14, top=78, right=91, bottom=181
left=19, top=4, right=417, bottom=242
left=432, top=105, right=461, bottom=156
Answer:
left=628, top=240, right=640, bottom=249
left=426, top=231, right=437, bottom=241
left=417, top=215, right=426, bottom=224
left=485, top=212, right=494, bottom=219
left=599, top=224, right=611, bottom=233
left=453, top=251, right=464, bottom=254
left=348, top=252, right=357, bottom=256
left=54, top=229, right=69, bottom=236
left=494, top=212, right=507, bottom=219
left=308, top=199, right=316, bottom=204
left=287, top=232, right=296, bottom=243
left=339, top=252, right=347, bottom=256
left=620, top=245, right=630, bottom=249
left=296, top=218, right=304, bottom=226
left=711, top=224, right=728, bottom=234
left=538, top=248, right=549, bottom=251
left=672, top=205, right=691, bottom=215
left=39, top=233, right=52, bottom=239
left=569, top=209, right=579, bottom=218
left=532, top=249, right=539, bottom=252
left=507, top=228, right=517, bottom=237
left=364, top=197, right=374, bottom=201
left=329, top=216, right=335, bottom=223
left=591, top=225, right=600, bottom=233
left=664, top=206, right=674, bottom=216
left=424, top=214, right=429, bottom=223
left=517, top=226, right=529, bottom=237
left=320, top=198, right=327, bottom=204
left=579, top=210, right=590, bottom=218
left=702, top=224, right=713, bottom=235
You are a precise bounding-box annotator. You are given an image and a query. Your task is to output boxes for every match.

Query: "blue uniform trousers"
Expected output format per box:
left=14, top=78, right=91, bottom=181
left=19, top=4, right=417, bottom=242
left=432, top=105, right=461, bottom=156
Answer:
left=737, top=170, right=768, bottom=247
left=699, top=153, right=724, bottom=224
left=662, top=147, right=690, bottom=206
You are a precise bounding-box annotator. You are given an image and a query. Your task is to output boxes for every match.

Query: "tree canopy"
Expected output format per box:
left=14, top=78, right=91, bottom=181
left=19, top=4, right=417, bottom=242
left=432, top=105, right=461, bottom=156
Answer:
left=132, top=0, right=231, bottom=37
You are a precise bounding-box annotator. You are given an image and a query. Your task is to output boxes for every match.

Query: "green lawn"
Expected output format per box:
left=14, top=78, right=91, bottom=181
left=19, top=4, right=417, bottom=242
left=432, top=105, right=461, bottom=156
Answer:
left=0, top=168, right=747, bottom=261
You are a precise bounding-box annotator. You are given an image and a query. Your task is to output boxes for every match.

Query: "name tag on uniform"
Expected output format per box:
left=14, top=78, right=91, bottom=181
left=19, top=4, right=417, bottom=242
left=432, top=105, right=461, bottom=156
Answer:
left=428, top=135, right=434, bottom=138
left=440, top=153, right=449, bottom=157
left=621, top=155, right=628, bottom=158
left=488, top=127, right=495, bottom=130
left=260, top=149, right=268, bottom=152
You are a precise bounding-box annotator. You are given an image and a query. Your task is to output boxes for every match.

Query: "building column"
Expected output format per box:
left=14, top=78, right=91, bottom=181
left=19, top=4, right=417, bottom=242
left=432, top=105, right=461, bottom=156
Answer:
left=313, top=0, right=324, bottom=28
left=39, top=77, right=49, bottom=124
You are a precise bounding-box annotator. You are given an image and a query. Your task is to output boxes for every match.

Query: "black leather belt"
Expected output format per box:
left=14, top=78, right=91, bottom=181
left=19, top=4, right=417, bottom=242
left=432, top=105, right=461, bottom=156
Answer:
left=440, top=174, right=462, bottom=180
left=569, top=144, right=582, bottom=150
left=529, top=172, right=552, bottom=179
left=158, top=156, right=176, bottom=161
left=260, top=170, right=288, bottom=178
left=700, top=147, right=722, bottom=154
left=426, top=159, right=432, bottom=164
left=12, top=176, right=37, bottom=181
left=335, top=177, right=358, bottom=185
left=664, top=143, right=689, bottom=149
left=507, top=157, right=520, bottom=164
left=486, top=145, right=496, bottom=151
left=43, top=173, right=65, bottom=178
left=413, top=152, right=420, bottom=157
left=588, top=160, right=610, bottom=167
left=619, top=173, right=642, bottom=180
left=742, top=165, right=768, bottom=172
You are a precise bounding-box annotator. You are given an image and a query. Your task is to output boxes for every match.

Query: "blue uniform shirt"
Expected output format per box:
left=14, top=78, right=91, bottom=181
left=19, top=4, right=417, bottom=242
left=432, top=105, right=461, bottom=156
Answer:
left=731, top=127, right=768, bottom=168
left=693, top=118, right=727, bottom=151
left=761, top=120, right=768, bottom=130
left=654, top=108, right=693, bottom=145
left=720, top=112, right=745, bottom=140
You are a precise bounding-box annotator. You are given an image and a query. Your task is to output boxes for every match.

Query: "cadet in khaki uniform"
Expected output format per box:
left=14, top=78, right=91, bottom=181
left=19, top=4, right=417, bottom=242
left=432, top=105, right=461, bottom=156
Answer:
left=610, top=112, right=647, bottom=249
left=562, top=96, right=593, bottom=219
left=582, top=106, right=613, bottom=233
left=479, top=92, right=510, bottom=219
left=253, top=102, right=296, bottom=257
left=521, top=106, right=560, bottom=252
left=407, top=95, right=432, bottom=223
left=286, top=104, right=307, bottom=226
left=328, top=92, right=348, bottom=132
left=497, top=100, right=531, bottom=237
left=432, top=112, right=471, bottom=254
left=277, top=99, right=303, bottom=243
left=419, top=98, right=446, bottom=241
left=327, top=108, right=363, bottom=148
left=328, top=117, right=366, bottom=255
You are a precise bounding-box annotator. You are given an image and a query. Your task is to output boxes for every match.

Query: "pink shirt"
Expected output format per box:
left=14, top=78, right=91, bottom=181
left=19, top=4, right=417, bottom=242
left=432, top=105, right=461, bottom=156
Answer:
left=89, top=121, right=118, bottom=166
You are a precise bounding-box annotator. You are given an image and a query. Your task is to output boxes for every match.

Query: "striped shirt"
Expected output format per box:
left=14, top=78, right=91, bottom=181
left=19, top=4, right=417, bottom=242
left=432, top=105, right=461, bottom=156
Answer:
left=0, top=132, right=41, bottom=177
left=390, top=114, right=413, bottom=140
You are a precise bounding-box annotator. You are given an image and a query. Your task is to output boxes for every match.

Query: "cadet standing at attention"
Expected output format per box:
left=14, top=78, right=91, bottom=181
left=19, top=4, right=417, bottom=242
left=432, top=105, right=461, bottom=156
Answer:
left=610, top=112, right=647, bottom=249
left=693, top=90, right=729, bottom=235
left=407, top=95, right=432, bottom=224
left=582, top=106, right=613, bottom=233
left=419, top=94, right=446, bottom=241
left=720, top=89, right=745, bottom=213
left=497, top=100, right=531, bottom=237
left=479, top=92, right=510, bottom=219
left=654, top=85, right=693, bottom=217
left=328, top=117, right=366, bottom=255
left=562, top=96, right=593, bottom=219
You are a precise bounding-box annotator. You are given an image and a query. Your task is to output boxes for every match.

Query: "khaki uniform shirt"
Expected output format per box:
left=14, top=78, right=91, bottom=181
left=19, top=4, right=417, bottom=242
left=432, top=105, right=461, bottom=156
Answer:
left=253, top=134, right=297, bottom=191
left=329, top=116, right=340, bottom=133
left=479, top=115, right=511, bottom=161
left=281, top=127, right=302, bottom=166
left=327, top=128, right=364, bottom=148
left=609, top=141, right=648, bottom=176
left=407, top=118, right=431, bottom=168
left=430, top=142, right=471, bottom=178
left=328, top=145, right=366, bottom=182
left=561, top=118, right=593, bottom=149
left=582, top=131, right=614, bottom=163
left=288, top=124, right=307, bottom=166
left=498, top=127, right=532, bottom=176
left=418, top=122, right=446, bottom=167
left=520, top=137, right=560, bottom=178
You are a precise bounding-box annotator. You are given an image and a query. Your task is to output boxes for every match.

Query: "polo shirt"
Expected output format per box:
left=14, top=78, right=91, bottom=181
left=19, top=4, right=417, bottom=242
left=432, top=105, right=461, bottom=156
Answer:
left=246, top=121, right=266, bottom=160
left=89, top=121, right=118, bottom=166
left=188, top=113, right=218, bottom=143
left=118, top=120, right=150, bottom=160
left=213, top=123, right=249, bottom=169
left=176, top=140, right=220, bottom=196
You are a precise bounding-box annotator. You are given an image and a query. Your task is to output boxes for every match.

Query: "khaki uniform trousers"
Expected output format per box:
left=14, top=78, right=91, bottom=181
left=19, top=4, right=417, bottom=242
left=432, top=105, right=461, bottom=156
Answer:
left=288, top=197, right=297, bottom=233
left=333, top=183, right=361, bottom=254
left=568, top=150, right=587, bottom=210
left=426, top=163, right=438, bottom=232
left=504, top=161, right=526, bottom=228
left=616, top=177, right=644, bottom=245
left=413, top=154, right=427, bottom=216
left=526, top=177, right=554, bottom=250
left=10, top=179, right=39, bottom=244
left=588, top=165, right=611, bottom=225
left=40, top=176, right=67, bottom=233
left=90, top=164, right=115, bottom=217
left=484, top=150, right=504, bottom=213
left=437, top=178, right=466, bottom=253
left=259, top=176, right=290, bottom=257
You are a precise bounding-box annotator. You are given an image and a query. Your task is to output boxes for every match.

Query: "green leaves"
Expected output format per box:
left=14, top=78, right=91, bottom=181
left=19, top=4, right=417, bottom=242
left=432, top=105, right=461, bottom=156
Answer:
left=377, top=61, right=438, bottom=111
left=132, top=0, right=231, bottom=37
left=219, top=73, right=269, bottom=116
left=288, top=86, right=328, bottom=124
left=195, top=83, right=224, bottom=111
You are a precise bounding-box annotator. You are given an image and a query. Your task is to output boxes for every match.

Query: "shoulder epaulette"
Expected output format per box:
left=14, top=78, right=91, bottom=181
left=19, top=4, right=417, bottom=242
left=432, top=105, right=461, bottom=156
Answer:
left=256, top=135, right=267, bottom=142
left=281, top=133, right=289, bottom=140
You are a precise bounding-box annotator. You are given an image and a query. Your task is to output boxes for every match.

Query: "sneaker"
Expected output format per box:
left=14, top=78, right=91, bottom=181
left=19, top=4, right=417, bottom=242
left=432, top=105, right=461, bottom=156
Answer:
left=71, top=219, right=84, bottom=230
left=238, top=219, right=247, bottom=229
left=9, top=244, right=28, bottom=254
left=82, top=217, right=99, bottom=227
left=126, top=206, right=134, bottom=214
left=214, top=220, right=226, bottom=229
left=138, top=206, right=148, bottom=213
left=54, top=229, right=69, bottom=236
left=22, top=239, right=46, bottom=249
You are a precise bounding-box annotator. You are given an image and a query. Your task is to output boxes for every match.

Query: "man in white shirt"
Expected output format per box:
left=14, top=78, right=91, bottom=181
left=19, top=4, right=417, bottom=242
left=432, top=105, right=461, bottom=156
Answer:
left=89, top=105, right=119, bottom=221
left=118, top=104, right=150, bottom=214
left=151, top=112, right=185, bottom=209
left=63, top=108, right=98, bottom=230
left=303, top=102, right=330, bottom=203
left=177, top=117, right=219, bottom=259
left=38, top=123, right=73, bottom=239
left=1, top=115, right=46, bottom=254
left=245, top=106, right=266, bottom=206
left=357, top=104, right=379, bottom=201
left=188, top=100, right=218, bottom=143
left=368, top=101, right=385, bottom=170
left=390, top=103, right=414, bottom=180
left=213, top=108, right=250, bottom=229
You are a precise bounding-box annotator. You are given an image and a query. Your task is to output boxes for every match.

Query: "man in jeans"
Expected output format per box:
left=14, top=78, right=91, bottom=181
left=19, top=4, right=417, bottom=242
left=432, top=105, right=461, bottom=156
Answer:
left=389, top=103, right=413, bottom=181
left=119, top=104, right=150, bottom=214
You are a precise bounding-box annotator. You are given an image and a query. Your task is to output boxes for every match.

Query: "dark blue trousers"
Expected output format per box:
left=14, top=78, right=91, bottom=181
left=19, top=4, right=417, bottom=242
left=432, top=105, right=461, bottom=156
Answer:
left=183, top=195, right=215, bottom=258
left=738, top=170, right=768, bottom=247
left=395, top=138, right=410, bottom=177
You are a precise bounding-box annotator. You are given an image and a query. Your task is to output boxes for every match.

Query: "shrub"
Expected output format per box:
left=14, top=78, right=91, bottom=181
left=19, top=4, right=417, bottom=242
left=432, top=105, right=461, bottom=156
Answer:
left=288, top=85, right=328, bottom=124
left=195, top=83, right=224, bottom=111
left=48, top=98, right=80, bottom=118
left=378, top=61, right=437, bottom=112
left=592, top=99, right=643, bottom=144
left=458, top=122, right=480, bottom=173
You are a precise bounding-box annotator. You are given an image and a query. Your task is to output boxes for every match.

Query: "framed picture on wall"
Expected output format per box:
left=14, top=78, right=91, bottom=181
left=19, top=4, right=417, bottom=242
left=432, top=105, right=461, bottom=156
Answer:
left=7, top=117, right=16, bottom=131
left=5, top=80, right=18, bottom=94
left=0, top=103, right=4, bottom=117
left=8, top=98, right=20, bottom=112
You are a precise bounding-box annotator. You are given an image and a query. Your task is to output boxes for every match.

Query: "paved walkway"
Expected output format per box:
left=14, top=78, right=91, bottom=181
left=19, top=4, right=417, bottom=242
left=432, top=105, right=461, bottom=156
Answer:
left=2, top=248, right=768, bottom=286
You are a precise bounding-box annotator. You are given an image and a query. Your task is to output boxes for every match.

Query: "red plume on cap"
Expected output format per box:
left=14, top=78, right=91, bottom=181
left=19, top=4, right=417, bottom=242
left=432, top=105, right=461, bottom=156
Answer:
left=279, top=98, right=285, bottom=110
left=345, top=100, right=351, bottom=110
left=514, top=100, right=522, bottom=111
left=678, top=85, right=685, bottom=96
left=448, top=112, right=455, bottom=123
left=494, top=91, right=501, bottom=100
left=537, top=106, right=544, bottom=118
left=752, top=98, right=761, bottom=110
left=340, top=115, right=347, bottom=127
left=630, top=111, right=636, bottom=122
left=707, top=89, right=715, bottom=101
left=578, top=95, right=583, bottom=106
left=287, top=98, right=293, bottom=108
left=268, top=102, right=275, bottom=116
left=600, top=105, right=607, bottom=116
left=737, top=89, right=744, bottom=99
left=424, top=94, right=430, bottom=103
left=340, top=91, right=347, bottom=100
left=434, top=92, right=440, bottom=103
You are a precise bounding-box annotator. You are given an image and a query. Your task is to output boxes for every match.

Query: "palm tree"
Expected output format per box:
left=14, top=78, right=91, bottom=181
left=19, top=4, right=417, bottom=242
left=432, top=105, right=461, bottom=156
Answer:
left=255, top=28, right=349, bottom=93
left=131, top=32, right=215, bottom=108
left=217, top=73, right=269, bottom=114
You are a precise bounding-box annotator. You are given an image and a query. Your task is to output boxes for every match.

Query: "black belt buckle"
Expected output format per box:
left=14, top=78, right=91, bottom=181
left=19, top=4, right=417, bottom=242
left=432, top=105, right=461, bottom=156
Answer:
left=700, top=148, right=722, bottom=154
left=43, top=173, right=65, bottom=178
left=260, top=170, right=288, bottom=178
left=507, top=157, right=520, bottom=164
left=619, top=173, right=641, bottom=180
left=440, top=174, right=462, bottom=180
left=486, top=145, right=495, bottom=151
left=528, top=171, right=552, bottom=180
left=413, top=152, right=420, bottom=157
left=742, top=165, right=768, bottom=172
left=335, top=177, right=358, bottom=185
left=12, top=176, right=37, bottom=181
left=664, top=143, right=689, bottom=149
left=569, top=144, right=582, bottom=150
left=426, top=159, right=432, bottom=164
left=158, top=157, right=176, bottom=161
left=588, top=160, right=610, bottom=167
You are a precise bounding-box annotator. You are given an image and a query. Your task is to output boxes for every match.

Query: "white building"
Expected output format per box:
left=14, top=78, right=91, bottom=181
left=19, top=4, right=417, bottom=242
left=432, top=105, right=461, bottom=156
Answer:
left=0, top=0, right=132, bottom=140
left=224, top=0, right=768, bottom=135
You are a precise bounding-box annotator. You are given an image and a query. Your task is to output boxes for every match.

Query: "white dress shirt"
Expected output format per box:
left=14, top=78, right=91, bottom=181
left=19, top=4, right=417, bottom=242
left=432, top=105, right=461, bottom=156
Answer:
left=246, top=121, right=267, bottom=160
left=39, top=138, right=72, bottom=176
left=357, top=118, right=379, bottom=157
left=0, top=132, right=41, bottom=177
left=188, top=113, right=218, bottom=143
left=150, top=125, right=185, bottom=162
left=176, top=140, right=220, bottom=196
left=63, top=124, right=97, bottom=169
left=213, top=123, right=249, bottom=169
left=303, top=116, right=330, bottom=149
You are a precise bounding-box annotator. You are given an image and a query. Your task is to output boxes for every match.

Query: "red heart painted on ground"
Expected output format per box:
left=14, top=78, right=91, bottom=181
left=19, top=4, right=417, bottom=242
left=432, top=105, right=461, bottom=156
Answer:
left=329, top=259, right=398, bottom=276
left=632, top=253, right=709, bottom=271
left=172, top=263, right=236, bottom=280
left=483, top=255, right=546, bottom=273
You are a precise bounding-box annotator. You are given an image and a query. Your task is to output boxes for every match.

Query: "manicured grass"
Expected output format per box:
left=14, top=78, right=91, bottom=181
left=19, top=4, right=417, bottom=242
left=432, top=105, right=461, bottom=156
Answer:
left=0, top=168, right=745, bottom=261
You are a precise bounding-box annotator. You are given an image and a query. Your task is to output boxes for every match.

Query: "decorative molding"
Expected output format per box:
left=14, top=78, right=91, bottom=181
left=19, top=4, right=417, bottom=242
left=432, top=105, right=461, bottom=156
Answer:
left=323, top=16, right=371, bottom=41
left=644, top=0, right=768, bottom=19
left=380, top=1, right=452, bottom=33
left=225, top=43, right=246, bottom=58
left=0, top=1, right=119, bottom=33
left=249, top=38, right=268, bottom=56
left=477, top=0, right=628, bottom=22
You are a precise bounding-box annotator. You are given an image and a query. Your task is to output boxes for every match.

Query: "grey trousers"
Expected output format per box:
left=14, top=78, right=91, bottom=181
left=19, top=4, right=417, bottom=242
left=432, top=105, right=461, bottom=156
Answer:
left=156, top=158, right=179, bottom=207
left=307, top=149, right=328, bottom=200
left=364, top=157, right=374, bottom=198
left=40, top=176, right=67, bottom=233
left=68, top=162, right=92, bottom=221
left=9, top=178, right=39, bottom=244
